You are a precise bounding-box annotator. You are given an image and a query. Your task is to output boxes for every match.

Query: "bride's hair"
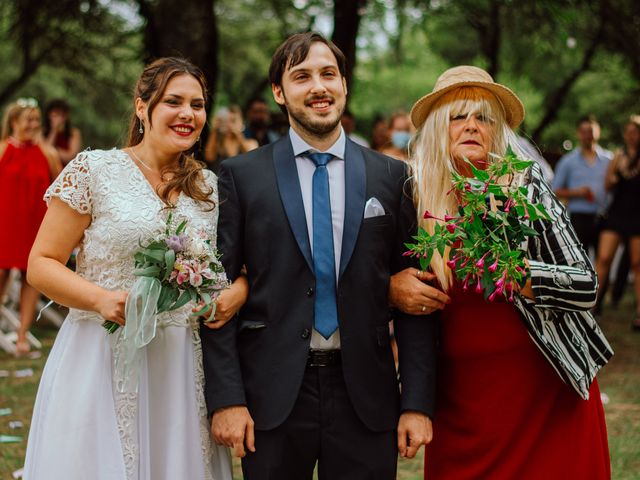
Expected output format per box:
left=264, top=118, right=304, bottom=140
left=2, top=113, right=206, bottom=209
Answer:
left=410, top=86, right=528, bottom=290
left=127, top=57, right=214, bottom=209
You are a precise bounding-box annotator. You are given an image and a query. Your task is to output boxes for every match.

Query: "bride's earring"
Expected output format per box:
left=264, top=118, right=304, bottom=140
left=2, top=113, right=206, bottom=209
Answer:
left=139, top=119, right=144, bottom=134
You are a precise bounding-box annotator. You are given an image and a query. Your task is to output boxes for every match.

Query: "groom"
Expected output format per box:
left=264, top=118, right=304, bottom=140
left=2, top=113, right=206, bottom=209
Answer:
left=200, top=32, right=436, bottom=479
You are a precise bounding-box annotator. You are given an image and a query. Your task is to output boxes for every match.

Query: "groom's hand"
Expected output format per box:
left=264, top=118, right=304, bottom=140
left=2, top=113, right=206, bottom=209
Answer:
left=211, top=405, right=256, bottom=458
left=397, top=411, right=433, bottom=459
left=389, top=268, right=450, bottom=315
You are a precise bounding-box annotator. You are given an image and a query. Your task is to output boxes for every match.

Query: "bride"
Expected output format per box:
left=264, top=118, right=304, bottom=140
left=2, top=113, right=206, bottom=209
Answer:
left=23, top=57, right=246, bottom=480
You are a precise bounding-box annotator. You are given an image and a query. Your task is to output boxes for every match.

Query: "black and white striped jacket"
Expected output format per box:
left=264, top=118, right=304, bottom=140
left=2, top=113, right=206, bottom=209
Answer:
left=512, top=163, right=613, bottom=399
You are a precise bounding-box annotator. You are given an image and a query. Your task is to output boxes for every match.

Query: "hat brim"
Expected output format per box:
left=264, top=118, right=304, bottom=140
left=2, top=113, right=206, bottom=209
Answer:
left=410, top=80, right=525, bottom=130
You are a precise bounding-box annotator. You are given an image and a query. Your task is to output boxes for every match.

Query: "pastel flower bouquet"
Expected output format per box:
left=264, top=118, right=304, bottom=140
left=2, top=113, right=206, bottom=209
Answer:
left=405, top=146, right=551, bottom=302
left=103, top=213, right=229, bottom=334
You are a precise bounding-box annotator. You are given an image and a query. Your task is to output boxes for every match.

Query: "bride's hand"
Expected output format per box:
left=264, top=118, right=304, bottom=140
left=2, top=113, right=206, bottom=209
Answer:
left=200, top=275, right=249, bottom=329
left=95, top=290, right=128, bottom=325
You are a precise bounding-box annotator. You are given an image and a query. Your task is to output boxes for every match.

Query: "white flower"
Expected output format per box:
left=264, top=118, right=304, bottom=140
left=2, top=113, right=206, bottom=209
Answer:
left=187, top=237, right=211, bottom=258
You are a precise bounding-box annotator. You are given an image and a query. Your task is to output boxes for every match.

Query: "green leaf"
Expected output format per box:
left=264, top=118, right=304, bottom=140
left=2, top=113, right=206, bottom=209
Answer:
left=134, top=265, right=162, bottom=277
left=200, top=291, right=212, bottom=306
left=176, top=220, right=188, bottom=235
left=134, top=252, right=146, bottom=266
left=189, top=289, right=198, bottom=303
left=193, top=303, right=211, bottom=316
left=164, top=249, right=175, bottom=272
left=425, top=249, right=435, bottom=267
left=512, top=160, right=534, bottom=170
left=520, top=224, right=539, bottom=236
left=158, top=286, right=179, bottom=312
left=142, top=249, right=165, bottom=262
left=535, top=204, right=552, bottom=220
left=172, top=289, right=193, bottom=310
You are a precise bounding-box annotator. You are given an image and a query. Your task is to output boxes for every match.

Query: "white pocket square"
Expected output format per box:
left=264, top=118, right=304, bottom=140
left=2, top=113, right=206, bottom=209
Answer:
left=364, top=197, right=386, bottom=219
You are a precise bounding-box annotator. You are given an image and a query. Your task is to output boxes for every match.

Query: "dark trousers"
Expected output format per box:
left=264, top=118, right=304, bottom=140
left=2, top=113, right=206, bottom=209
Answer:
left=598, top=239, right=630, bottom=310
left=570, top=212, right=601, bottom=256
left=241, top=364, right=397, bottom=480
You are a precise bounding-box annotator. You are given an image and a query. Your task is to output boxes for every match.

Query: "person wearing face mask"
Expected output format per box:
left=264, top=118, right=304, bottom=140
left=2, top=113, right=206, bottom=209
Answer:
left=381, top=111, right=414, bottom=161
left=0, top=99, right=61, bottom=356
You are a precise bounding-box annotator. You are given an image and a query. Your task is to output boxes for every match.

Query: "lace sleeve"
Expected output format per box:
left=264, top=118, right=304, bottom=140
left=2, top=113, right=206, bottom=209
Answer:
left=44, top=151, right=93, bottom=215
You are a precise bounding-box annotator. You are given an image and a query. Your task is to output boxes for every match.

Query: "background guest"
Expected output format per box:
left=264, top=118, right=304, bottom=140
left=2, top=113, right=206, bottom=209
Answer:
left=341, top=109, right=369, bottom=147
left=204, top=105, right=258, bottom=172
left=243, top=97, right=280, bottom=146
left=380, top=111, right=413, bottom=161
left=43, top=98, right=82, bottom=165
left=370, top=114, right=390, bottom=152
left=0, top=99, right=61, bottom=356
left=552, top=115, right=613, bottom=257
left=595, top=116, right=640, bottom=329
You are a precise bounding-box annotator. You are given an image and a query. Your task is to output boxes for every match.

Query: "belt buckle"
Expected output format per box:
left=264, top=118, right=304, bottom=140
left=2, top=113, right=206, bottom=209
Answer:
left=308, top=349, right=338, bottom=367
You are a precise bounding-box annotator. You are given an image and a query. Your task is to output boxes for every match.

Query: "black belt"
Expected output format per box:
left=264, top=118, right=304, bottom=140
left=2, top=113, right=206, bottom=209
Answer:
left=307, top=349, right=341, bottom=367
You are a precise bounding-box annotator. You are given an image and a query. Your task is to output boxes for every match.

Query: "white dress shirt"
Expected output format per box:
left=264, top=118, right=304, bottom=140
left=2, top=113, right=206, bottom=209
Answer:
left=289, top=127, right=345, bottom=350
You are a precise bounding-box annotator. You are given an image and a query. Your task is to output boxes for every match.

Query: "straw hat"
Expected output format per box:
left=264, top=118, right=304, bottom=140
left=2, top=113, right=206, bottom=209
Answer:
left=410, top=65, right=525, bottom=129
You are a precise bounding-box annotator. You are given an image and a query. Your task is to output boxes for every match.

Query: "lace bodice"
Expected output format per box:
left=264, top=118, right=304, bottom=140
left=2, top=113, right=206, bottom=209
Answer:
left=45, top=149, right=219, bottom=322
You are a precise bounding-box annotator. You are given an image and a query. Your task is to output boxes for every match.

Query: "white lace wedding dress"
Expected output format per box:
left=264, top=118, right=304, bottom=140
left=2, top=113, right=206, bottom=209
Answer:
left=23, top=149, right=232, bottom=480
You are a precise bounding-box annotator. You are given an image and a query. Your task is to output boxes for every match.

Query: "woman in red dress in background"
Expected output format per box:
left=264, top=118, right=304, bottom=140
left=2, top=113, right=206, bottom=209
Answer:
left=398, top=66, right=613, bottom=479
left=0, top=99, right=61, bottom=355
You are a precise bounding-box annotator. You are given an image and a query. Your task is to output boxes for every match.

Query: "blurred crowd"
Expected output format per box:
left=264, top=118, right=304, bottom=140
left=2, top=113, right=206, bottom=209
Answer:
left=1, top=94, right=639, bottom=357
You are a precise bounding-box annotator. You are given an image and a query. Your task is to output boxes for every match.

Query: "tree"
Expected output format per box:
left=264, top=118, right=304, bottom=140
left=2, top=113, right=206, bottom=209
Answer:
left=0, top=0, right=130, bottom=105
left=332, top=0, right=368, bottom=91
left=136, top=0, right=218, bottom=105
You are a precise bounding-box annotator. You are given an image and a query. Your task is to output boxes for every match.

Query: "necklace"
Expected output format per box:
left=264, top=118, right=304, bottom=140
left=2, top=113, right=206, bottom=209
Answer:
left=8, top=136, right=32, bottom=148
left=129, top=148, right=157, bottom=172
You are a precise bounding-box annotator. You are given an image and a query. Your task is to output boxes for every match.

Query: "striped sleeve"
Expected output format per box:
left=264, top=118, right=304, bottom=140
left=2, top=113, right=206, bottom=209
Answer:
left=525, top=164, right=597, bottom=312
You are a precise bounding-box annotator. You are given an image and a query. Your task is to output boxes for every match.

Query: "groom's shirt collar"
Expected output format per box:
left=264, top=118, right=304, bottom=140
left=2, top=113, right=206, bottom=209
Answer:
left=289, top=126, right=346, bottom=161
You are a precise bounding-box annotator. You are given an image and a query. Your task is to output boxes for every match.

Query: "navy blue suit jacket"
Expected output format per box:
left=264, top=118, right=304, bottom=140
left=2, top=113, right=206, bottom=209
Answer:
left=200, top=135, right=437, bottom=431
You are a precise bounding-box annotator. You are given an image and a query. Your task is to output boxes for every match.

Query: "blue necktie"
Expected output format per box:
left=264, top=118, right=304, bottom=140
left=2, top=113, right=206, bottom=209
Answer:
left=307, top=152, right=339, bottom=339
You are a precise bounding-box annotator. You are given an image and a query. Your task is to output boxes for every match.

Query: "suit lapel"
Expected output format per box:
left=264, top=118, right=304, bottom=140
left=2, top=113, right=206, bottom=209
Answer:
left=273, top=137, right=314, bottom=271
left=339, top=139, right=366, bottom=279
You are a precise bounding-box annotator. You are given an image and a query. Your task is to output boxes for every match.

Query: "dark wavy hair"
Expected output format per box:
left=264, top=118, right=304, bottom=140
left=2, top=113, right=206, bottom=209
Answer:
left=43, top=98, right=72, bottom=140
left=268, top=32, right=346, bottom=88
left=127, top=57, right=213, bottom=208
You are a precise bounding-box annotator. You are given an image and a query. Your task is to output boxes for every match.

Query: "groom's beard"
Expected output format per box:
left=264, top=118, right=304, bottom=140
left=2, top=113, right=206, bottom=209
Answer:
left=284, top=94, right=345, bottom=138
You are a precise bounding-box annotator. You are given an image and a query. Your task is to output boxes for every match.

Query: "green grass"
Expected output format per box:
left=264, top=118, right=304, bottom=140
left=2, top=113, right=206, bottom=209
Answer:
left=2, top=294, right=639, bottom=479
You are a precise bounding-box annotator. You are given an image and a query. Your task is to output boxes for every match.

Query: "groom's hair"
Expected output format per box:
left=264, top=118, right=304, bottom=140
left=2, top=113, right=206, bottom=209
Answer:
left=269, top=32, right=346, bottom=88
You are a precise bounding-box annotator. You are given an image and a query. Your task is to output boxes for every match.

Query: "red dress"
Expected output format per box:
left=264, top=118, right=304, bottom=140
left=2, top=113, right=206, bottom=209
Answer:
left=425, top=287, right=610, bottom=479
left=0, top=141, right=51, bottom=270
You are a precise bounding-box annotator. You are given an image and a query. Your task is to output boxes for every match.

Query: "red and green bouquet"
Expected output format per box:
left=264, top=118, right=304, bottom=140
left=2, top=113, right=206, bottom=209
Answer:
left=405, top=146, right=551, bottom=302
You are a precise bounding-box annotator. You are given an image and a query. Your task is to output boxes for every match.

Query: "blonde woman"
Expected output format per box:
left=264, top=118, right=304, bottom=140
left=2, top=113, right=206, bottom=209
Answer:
left=395, top=66, right=612, bottom=479
left=0, top=99, right=61, bottom=356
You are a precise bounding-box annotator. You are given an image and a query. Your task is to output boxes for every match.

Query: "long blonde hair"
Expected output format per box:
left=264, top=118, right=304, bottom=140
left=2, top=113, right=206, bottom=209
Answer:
left=1, top=103, right=39, bottom=140
left=411, top=86, right=528, bottom=290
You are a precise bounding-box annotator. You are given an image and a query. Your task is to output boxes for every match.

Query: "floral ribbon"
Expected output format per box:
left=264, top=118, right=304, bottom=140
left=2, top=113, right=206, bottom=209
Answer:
left=114, top=276, right=162, bottom=393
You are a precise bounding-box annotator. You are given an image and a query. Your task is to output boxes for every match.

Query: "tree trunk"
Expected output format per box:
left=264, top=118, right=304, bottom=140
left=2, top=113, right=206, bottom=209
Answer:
left=485, top=0, right=501, bottom=78
left=137, top=0, right=218, bottom=106
left=393, top=0, right=407, bottom=65
left=332, top=0, right=367, bottom=92
left=531, top=19, right=604, bottom=143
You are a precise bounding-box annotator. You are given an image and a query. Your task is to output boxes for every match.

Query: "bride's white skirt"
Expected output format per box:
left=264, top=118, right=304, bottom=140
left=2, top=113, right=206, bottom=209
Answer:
left=23, top=316, right=232, bottom=480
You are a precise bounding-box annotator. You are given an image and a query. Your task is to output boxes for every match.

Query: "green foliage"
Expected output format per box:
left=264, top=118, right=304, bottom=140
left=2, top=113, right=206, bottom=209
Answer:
left=1, top=0, right=639, bottom=154
left=0, top=0, right=142, bottom=148
left=405, top=147, right=549, bottom=301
